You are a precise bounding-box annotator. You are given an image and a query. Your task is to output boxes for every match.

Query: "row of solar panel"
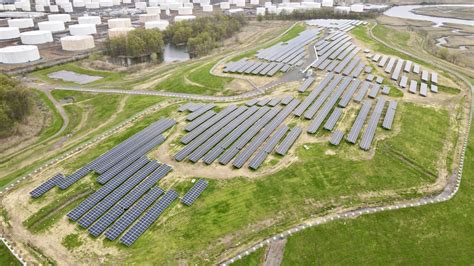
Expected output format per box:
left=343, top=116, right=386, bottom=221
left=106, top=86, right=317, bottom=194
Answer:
left=223, top=59, right=292, bottom=76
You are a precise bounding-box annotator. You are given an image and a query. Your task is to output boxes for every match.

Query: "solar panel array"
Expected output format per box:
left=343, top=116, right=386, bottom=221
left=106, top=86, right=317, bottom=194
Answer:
left=330, top=130, right=344, bottom=146
left=181, top=179, right=208, bottom=206
left=30, top=173, right=65, bottom=198
left=120, top=190, right=179, bottom=246
left=298, top=77, right=315, bottom=93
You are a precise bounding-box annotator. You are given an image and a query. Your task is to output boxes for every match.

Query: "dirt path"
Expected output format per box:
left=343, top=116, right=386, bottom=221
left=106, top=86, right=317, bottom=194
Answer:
left=263, top=239, right=287, bottom=266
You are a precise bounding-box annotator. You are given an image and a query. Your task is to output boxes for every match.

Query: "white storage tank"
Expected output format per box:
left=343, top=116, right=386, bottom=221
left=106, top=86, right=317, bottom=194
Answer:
left=73, top=0, right=85, bottom=7
left=61, top=35, right=95, bottom=51
left=78, top=16, right=101, bottom=25
left=256, top=7, right=265, bottom=15
left=178, top=6, right=192, bottom=15
left=145, top=20, right=169, bottom=30
left=62, top=3, right=73, bottom=12
left=35, top=4, right=45, bottom=11
left=108, top=18, right=132, bottom=29
left=123, top=0, right=132, bottom=3
left=108, top=27, right=134, bottom=38
left=86, top=2, right=100, bottom=8
left=334, top=6, right=350, bottom=13
left=49, top=5, right=59, bottom=12
left=48, top=14, right=71, bottom=22
left=0, top=45, right=40, bottom=64
left=69, top=24, right=97, bottom=35
left=139, top=14, right=160, bottom=23
left=321, top=0, right=333, bottom=7
left=100, top=0, right=113, bottom=7
left=202, top=4, right=212, bottom=12
left=220, top=2, right=230, bottom=9
left=169, top=3, right=182, bottom=10
left=135, top=1, right=147, bottom=10
left=4, top=4, right=16, bottom=11
left=175, top=15, right=196, bottom=22
left=38, top=21, right=65, bottom=32
left=146, top=6, right=161, bottom=14
left=112, top=0, right=121, bottom=5
left=20, top=30, right=53, bottom=44
left=234, top=0, right=245, bottom=7
left=267, top=5, right=277, bottom=13
left=149, top=0, right=159, bottom=7
left=8, top=18, right=34, bottom=29
left=350, top=4, right=363, bottom=12
left=264, top=1, right=271, bottom=7
left=250, top=0, right=258, bottom=5
left=0, top=27, right=20, bottom=40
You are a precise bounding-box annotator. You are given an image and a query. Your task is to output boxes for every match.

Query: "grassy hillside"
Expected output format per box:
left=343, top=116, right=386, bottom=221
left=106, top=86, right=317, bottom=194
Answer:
left=281, top=122, right=474, bottom=264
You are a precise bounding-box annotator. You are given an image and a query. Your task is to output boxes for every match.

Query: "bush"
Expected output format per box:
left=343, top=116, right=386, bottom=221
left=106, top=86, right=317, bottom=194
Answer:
left=0, top=75, right=33, bottom=137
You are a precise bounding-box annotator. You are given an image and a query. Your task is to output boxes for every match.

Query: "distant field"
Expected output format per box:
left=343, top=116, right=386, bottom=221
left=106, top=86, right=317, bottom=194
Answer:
left=281, top=121, right=474, bottom=265
left=412, top=6, right=474, bottom=20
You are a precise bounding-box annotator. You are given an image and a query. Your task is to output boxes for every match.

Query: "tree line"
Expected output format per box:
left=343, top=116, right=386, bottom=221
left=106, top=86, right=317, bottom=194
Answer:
left=0, top=75, right=33, bottom=138
left=257, top=8, right=379, bottom=21
left=165, top=14, right=247, bottom=58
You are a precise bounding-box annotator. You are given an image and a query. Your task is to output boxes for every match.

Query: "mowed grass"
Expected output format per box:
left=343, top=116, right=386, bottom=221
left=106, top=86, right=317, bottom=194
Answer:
left=154, top=60, right=233, bottom=95
left=121, top=103, right=451, bottom=264
left=0, top=242, right=21, bottom=266
left=281, top=122, right=474, bottom=265
left=31, top=63, right=125, bottom=87
left=230, top=23, right=307, bottom=62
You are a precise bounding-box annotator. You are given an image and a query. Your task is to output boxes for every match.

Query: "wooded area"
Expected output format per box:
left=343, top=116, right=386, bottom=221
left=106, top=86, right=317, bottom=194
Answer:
left=258, top=8, right=379, bottom=21
left=105, top=28, right=165, bottom=58
left=165, top=14, right=247, bottom=57
left=0, top=75, right=33, bottom=137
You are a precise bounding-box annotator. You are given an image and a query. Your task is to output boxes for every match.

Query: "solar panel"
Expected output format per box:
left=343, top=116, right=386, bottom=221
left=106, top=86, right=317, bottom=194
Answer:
left=184, top=110, right=216, bottom=132
left=298, top=77, right=315, bottom=93
left=30, top=173, right=65, bottom=198
left=57, top=167, right=91, bottom=190
left=346, top=100, right=372, bottom=144
left=359, top=98, right=386, bottom=150
left=409, top=80, right=417, bottom=94
left=120, top=190, right=179, bottom=246
left=323, top=108, right=343, bottom=131
left=186, top=104, right=216, bottom=121
left=181, top=179, right=208, bottom=206
left=382, top=100, right=398, bottom=130
left=105, top=187, right=164, bottom=241
left=275, top=127, right=302, bottom=155
left=431, top=84, right=438, bottom=93
left=88, top=205, right=125, bottom=237
left=329, top=130, right=344, bottom=146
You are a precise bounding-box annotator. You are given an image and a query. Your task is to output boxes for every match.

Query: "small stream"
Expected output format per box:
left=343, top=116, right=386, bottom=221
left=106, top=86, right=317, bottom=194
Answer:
left=163, top=44, right=190, bottom=62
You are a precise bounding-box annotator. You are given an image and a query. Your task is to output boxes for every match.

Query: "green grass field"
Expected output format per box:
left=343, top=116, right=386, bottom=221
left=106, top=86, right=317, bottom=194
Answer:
left=281, top=121, right=474, bottom=265
left=0, top=242, right=21, bottom=266
left=32, top=63, right=125, bottom=87
left=154, top=60, right=233, bottom=95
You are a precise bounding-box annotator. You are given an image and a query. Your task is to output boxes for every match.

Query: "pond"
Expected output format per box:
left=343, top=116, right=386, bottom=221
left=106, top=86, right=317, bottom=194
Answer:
left=163, top=44, right=190, bottom=63
left=384, top=4, right=474, bottom=27
left=48, top=70, right=103, bottom=84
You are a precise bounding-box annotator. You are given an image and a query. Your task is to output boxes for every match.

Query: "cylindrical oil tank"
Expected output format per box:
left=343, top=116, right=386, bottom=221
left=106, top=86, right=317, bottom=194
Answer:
left=220, top=2, right=230, bottom=9
left=20, top=30, right=53, bottom=44
left=139, top=14, right=159, bottom=23
left=178, top=6, right=192, bottom=15
left=73, top=0, right=85, bottom=7
left=146, top=6, right=160, bottom=14
left=350, top=4, right=364, bottom=12
left=8, top=18, right=34, bottom=29
left=175, top=15, right=196, bottom=22
left=144, top=20, right=169, bottom=30
left=48, top=14, right=71, bottom=22
left=99, top=0, right=113, bottom=7
left=108, top=18, right=132, bottom=29
left=202, top=4, right=212, bottom=12
left=38, top=21, right=65, bottom=32
left=0, top=27, right=20, bottom=40
left=0, top=45, right=41, bottom=64
left=135, top=1, right=147, bottom=10
left=78, top=16, right=101, bottom=25
left=69, top=24, right=97, bottom=35
left=86, top=2, right=99, bottom=8
left=108, top=27, right=134, bottom=38
left=61, top=35, right=95, bottom=51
